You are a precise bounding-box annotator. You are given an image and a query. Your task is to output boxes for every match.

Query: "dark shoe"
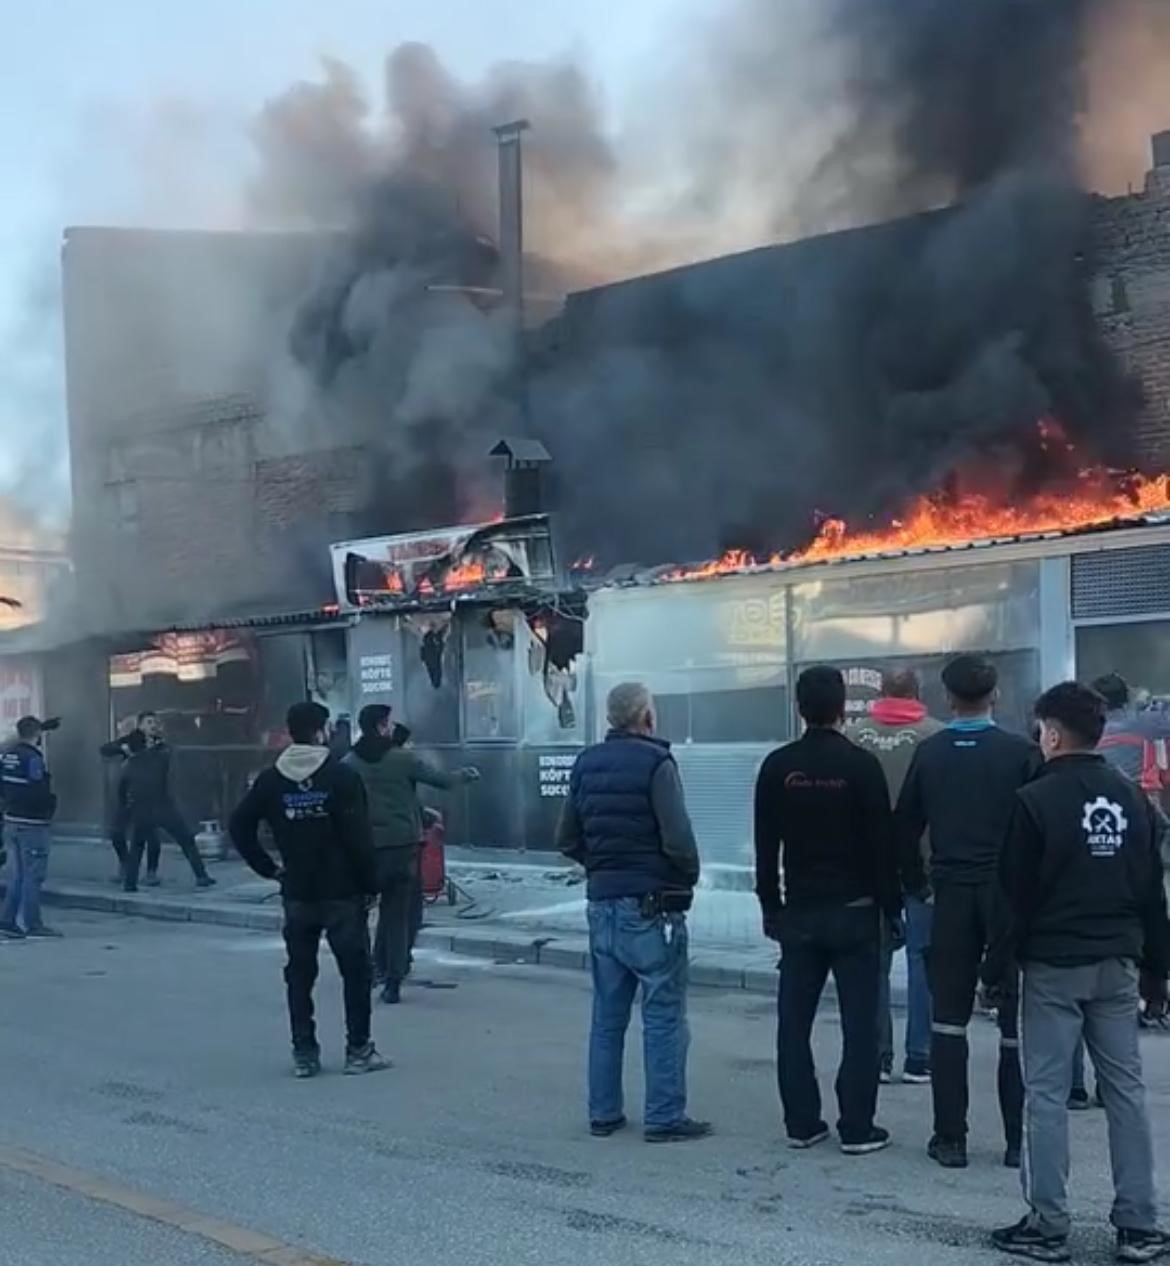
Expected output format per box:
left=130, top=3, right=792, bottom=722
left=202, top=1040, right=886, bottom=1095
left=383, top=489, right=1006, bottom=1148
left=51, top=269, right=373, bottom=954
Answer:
left=903, top=1060, right=931, bottom=1085
left=344, top=1044, right=391, bottom=1075
left=991, top=1216, right=1070, bottom=1262
left=879, top=1056, right=893, bottom=1085
left=195, top=875, right=216, bottom=889
left=0, top=922, right=26, bottom=940
left=1117, top=1228, right=1170, bottom=1263
left=787, top=1123, right=831, bottom=1150
left=380, top=980, right=401, bottom=1005
left=143, top=873, right=161, bottom=888
left=1068, top=1088, right=1091, bottom=1111
left=1004, top=1144, right=1022, bottom=1169
left=590, top=1115, right=627, bottom=1138
left=24, top=925, right=63, bottom=938
left=928, top=1135, right=969, bottom=1169
left=292, top=1051, right=321, bottom=1079
left=644, top=1118, right=713, bottom=1144
left=123, top=884, right=139, bottom=894
left=840, top=1127, right=891, bottom=1156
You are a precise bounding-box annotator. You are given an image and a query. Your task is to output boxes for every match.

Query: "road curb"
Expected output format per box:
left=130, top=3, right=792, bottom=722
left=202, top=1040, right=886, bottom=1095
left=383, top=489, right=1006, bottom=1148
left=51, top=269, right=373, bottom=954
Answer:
left=39, top=883, right=781, bottom=994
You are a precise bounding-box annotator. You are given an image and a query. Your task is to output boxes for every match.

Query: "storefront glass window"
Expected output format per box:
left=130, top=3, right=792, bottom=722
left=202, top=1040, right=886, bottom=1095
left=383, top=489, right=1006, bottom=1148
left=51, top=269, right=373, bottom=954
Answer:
left=589, top=578, right=789, bottom=744
left=463, top=611, right=519, bottom=740
left=1076, top=622, right=1170, bottom=702
left=792, top=562, right=1042, bottom=732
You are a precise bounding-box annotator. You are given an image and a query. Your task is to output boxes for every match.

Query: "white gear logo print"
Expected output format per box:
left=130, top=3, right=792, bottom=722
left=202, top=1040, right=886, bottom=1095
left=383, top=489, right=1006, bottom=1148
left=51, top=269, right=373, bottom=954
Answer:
left=1083, top=796, right=1127, bottom=835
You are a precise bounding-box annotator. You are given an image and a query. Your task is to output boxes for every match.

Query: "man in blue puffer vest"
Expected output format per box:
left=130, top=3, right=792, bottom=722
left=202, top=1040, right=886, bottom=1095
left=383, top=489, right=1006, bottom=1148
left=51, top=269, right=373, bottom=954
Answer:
left=557, top=681, right=710, bottom=1144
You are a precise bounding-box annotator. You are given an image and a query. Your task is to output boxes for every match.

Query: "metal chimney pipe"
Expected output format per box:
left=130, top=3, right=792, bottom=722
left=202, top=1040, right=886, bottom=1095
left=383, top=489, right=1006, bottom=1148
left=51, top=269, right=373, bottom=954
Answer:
left=492, top=119, right=530, bottom=337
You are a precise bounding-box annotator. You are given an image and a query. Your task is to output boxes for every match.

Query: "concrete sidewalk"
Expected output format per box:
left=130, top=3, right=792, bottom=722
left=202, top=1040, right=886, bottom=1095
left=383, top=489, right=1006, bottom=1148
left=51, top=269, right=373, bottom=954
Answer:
left=29, top=835, right=910, bottom=1000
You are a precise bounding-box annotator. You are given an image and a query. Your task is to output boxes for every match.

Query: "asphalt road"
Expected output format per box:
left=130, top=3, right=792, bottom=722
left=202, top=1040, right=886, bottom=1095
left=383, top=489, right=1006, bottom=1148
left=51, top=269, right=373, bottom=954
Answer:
left=2, top=913, right=1170, bottom=1266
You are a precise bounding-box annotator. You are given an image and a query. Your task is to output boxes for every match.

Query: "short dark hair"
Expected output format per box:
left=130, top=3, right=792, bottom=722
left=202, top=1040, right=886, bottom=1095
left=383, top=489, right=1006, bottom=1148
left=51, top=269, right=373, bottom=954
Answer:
left=358, top=703, right=392, bottom=737
left=942, top=654, right=997, bottom=704
left=882, top=668, right=920, bottom=701
left=1091, top=672, right=1129, bottom=712
left=797, top=665, right=846, bottom=727
left=137, top=710, right=157, bottom=723
left=1035, top=681, right=1107, bottom=749
left=16, top=716, right=42, bottom=741
left=287, top=701, right=329, bottom=744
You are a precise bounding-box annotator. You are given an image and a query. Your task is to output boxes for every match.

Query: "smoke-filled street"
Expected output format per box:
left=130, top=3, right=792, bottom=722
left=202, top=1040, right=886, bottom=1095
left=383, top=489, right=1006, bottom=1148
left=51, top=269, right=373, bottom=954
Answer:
left=2, top=911, right=1169, bottom=1266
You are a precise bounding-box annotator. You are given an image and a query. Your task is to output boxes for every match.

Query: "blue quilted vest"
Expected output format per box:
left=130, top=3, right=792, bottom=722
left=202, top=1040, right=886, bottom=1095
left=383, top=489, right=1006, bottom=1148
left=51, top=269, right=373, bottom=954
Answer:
left=570, top=731, right=689, bottom=900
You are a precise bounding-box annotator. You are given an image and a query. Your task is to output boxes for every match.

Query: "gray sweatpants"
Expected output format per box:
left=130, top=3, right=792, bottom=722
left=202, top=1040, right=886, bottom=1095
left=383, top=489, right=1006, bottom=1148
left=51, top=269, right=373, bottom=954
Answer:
left=1021, top=958, right=1157, bottom=1237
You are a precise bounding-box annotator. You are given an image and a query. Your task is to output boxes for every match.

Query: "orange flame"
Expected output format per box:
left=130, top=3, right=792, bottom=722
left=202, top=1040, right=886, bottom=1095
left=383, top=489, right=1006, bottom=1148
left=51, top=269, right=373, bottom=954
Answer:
left=662, top=468, right=1170, bottom=583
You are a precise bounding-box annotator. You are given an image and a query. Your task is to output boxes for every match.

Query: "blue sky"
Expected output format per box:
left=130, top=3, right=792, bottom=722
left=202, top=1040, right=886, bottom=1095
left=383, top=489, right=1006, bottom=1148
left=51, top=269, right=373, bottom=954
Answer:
left=0, top=0, right=690, bottom=505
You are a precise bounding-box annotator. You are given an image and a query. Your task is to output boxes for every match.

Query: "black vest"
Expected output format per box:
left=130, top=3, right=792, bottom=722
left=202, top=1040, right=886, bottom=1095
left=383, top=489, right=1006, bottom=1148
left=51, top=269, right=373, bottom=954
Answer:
left=570, top=731, right=690, bottom=900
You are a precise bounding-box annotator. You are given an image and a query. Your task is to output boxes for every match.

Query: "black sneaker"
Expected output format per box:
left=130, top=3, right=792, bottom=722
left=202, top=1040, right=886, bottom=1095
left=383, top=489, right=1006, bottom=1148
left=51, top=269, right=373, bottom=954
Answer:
left=143, top=873, right=161, bottom=888
left=123, top=883, right=139, bottom=894
left=344, top=1044, right=391, bottom=1075
left=590, top=1115, right=627, bottom=1138
left=292, top=1051, right=321, bottom=1079
left=928, top=1135, right=969, bottom=1169
left=195, top=875, right=216, bottom=889
left=644, top=1118, right=713, bottom=1144
left=24, top=925, right=63, bottom=938
left=1117, top=1228, right=1170, bottom=1263
left=1068, top=1088, right=1091, bottom=1111
left=380, top=980, right=401, bottom=1005
left=991, top=1216, right=1070, bottom=1262
left=1004, top=1144, right=1022, bottom=1169
left=879, top=1056, right=894, bottom=1085
left=840, top=1127, right=891, bottom=1156
left=788, top=1122, right=831, bottom=1150
left=0, top=922, right=26, bottom=940
left=903, top=1060, right=931, bottom=1085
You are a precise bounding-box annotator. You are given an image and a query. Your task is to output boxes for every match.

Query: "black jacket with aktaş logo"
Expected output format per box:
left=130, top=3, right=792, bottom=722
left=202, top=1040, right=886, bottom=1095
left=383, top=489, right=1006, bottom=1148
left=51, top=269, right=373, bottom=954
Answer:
left=998, top=753, right=1170, bottom=975
left=229, top=745, right=378, bottom=902
left=754, top=728, right=899, bottom=919
left=897, top=723, right=1042, bottom=892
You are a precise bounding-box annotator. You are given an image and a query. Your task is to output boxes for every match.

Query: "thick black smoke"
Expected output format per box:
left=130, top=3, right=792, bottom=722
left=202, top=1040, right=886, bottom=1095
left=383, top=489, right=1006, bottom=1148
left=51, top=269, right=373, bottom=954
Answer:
left=530, top=0, right=1152, bottom=566
left=261, top=1, right=1165, bottom=569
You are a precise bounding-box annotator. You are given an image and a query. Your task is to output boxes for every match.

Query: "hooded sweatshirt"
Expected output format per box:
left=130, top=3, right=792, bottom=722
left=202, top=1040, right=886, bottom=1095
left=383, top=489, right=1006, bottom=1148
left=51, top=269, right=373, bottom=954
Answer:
left=229, top=745, right=377, bottom=901
left=850, top=699, right=944, bottom=803
left=343, top=735, right=469, bottom=850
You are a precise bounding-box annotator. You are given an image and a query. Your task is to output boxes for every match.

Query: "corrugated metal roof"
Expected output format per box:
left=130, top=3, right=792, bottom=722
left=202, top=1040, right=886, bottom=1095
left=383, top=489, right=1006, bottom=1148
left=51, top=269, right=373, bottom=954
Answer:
left=601, top=511, right=1170, bottom=590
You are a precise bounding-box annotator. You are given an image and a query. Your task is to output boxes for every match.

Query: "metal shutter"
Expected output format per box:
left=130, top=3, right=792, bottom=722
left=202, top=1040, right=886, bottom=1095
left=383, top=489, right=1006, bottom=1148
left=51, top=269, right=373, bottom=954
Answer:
left=673, top=744, right=771, bottom=869
left=1072, top=546, right=1170, bottom=620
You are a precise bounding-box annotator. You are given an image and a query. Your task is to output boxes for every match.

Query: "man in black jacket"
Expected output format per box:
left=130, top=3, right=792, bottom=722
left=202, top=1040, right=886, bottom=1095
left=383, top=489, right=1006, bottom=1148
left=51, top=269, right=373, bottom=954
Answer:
left=0, top=716, right=61, bottom=939
left=897, top=654, right=1041, bottom=1171
left=988, top=683, right=1170, bottom=1263
left=755, top=665, right=897, bottom=1156
left=230, top=702, right=386, bottom=1079
left=121, top=712, right=213, bottom=892
left=100, top=723, right=159, bottom=884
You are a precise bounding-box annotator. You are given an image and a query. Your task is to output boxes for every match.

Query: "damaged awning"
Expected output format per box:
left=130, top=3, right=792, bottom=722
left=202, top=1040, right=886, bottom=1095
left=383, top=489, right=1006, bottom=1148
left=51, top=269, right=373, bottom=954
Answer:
left=330, top=513, right=557, bottom=610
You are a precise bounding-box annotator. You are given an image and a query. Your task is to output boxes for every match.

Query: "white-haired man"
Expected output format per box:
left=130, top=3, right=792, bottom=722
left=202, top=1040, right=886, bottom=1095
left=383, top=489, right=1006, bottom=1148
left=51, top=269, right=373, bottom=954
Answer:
left=556, top=682, right=710, bottom=1143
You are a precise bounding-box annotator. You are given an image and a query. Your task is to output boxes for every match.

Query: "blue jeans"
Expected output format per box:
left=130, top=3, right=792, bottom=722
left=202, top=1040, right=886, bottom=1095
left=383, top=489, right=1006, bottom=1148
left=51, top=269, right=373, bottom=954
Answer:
left=2, top=822, right=51, bottom=930
left=587, top=897, right=690, bottom=1130
left=878, top=896, right=933, bottom=1068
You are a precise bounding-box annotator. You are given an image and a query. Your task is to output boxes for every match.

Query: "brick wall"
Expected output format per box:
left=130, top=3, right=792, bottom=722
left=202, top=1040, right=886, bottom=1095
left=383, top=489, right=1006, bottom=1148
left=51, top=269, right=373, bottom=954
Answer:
left=1090, top=167, right=1170, bottom=464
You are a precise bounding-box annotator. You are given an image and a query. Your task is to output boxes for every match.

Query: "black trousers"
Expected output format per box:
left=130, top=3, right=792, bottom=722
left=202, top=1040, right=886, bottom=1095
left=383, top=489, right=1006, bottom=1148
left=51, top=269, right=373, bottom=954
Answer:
left=776, top=903, right=881, bottom=1144
left=929, top=882, right=1022, bottom=1147
left=283, top=897, right=372, bottom=1054
left=125, top=803, right=207, bottom=888
left=109, top=803, right=159, bottom=874
left=371, top=847, right=420, bottom=985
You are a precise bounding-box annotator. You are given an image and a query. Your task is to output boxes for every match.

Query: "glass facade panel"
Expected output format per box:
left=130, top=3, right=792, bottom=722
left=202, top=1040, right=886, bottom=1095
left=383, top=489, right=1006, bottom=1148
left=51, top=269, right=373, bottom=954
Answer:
left=792, top=562, right=1041, bottom=661
left=589, top=578, right=789, bottom=744
left=463, top=612, right=519, bottom=740
left=1076, top=622, right=1170, bottom=701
